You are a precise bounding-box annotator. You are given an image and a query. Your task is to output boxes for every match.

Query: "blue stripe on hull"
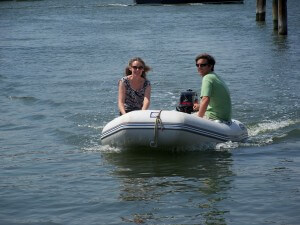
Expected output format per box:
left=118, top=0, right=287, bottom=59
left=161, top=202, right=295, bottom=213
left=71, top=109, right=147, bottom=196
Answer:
left=101, top=122, right=231, bottom=142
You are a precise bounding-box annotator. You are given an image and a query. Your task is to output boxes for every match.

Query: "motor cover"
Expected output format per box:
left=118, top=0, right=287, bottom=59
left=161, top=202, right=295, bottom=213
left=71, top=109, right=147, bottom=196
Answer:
left=176, top=89, right=198, bottom=114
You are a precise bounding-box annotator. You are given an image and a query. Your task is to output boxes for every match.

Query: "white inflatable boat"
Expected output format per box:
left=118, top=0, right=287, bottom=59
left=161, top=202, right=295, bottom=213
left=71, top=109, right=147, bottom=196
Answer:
left=101, top=110, right=248, bottom=149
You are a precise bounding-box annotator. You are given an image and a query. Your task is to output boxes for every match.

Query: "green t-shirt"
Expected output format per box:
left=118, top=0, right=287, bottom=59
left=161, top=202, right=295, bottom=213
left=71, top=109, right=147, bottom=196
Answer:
left=200, top=72, right=232, bottom=121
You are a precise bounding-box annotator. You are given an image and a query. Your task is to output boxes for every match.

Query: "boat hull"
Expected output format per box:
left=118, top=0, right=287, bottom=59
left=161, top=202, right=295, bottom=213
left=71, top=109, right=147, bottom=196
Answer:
left=101, top=110, right=248, bottom=148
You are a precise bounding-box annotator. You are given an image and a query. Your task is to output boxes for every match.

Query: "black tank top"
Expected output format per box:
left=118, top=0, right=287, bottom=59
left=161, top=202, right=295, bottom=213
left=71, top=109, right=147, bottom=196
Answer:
left=119, top=76, right=151, bottom=112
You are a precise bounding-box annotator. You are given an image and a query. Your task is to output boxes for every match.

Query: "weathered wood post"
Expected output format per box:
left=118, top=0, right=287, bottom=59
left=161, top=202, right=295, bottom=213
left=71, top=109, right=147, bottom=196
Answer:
left=278, top=0, right=287, bottom=35
left=256, top=0, right=266, bottom=21
left=272, top=0, right=278, bottom=30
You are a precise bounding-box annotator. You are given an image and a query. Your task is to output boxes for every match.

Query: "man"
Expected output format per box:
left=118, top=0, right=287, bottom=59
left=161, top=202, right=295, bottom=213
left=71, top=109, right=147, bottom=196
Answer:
left=193, top=54, right=232, bottom=122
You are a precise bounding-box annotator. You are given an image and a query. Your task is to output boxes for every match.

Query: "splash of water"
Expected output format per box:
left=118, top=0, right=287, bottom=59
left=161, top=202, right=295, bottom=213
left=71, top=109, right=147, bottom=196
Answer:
left=245, top=119, right=299, bottom=146
left=247, top=119, right=297, bottom=137
left=83, top=144, right=122, bottom=153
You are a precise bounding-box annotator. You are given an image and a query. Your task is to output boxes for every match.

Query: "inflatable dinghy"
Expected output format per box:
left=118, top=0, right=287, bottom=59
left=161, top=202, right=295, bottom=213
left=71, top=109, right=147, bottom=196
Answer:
left=101, top=110, right=248, bottom=148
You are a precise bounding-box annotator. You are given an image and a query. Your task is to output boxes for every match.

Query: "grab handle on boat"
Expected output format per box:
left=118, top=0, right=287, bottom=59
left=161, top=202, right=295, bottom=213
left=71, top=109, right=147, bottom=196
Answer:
left=150, top=110, right=164, bottom=148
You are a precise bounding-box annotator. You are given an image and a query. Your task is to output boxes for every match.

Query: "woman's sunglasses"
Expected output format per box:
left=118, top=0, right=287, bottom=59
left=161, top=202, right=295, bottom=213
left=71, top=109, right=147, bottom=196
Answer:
left=132, top=66, right=144, bottom=70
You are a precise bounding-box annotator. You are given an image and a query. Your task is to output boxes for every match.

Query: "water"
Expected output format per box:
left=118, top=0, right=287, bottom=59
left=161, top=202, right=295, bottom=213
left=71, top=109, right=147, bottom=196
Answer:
left=1, top=0, right=299, bottom=224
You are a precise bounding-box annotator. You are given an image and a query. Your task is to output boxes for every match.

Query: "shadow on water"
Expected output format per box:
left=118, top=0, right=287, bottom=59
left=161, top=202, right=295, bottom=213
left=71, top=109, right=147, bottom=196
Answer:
left=101, top=149, right=234, bottom=223
left=103, top=149, right=233, bottom=178
left=271, top=31, right=290, bottom=51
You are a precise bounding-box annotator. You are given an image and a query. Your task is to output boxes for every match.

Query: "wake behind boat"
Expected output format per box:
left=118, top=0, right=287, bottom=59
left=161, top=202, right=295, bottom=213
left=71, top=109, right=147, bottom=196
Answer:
left=101, top=110, right=248, bottom=149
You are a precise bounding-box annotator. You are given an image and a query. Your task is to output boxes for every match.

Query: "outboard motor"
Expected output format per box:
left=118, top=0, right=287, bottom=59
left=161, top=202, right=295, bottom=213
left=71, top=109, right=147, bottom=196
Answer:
left=176, top=89, right=198, bottom=114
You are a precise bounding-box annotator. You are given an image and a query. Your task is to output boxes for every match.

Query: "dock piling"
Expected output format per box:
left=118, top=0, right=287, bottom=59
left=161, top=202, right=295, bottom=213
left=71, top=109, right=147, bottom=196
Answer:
left=278, top=0, right=287, bottom=35
left=256, top=0, right=266, bottom=21
left=272, top=0, right=278, bottom=30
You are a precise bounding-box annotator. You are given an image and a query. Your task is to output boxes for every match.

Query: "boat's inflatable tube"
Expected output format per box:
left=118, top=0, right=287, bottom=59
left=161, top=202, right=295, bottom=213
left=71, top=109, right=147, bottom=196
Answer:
left=101, top=110, right=248, bottom=148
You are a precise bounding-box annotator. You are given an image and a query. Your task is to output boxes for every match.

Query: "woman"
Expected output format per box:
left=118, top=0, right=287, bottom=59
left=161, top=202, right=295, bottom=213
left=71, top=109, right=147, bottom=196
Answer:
left=118, top=57, right=151, bottom=115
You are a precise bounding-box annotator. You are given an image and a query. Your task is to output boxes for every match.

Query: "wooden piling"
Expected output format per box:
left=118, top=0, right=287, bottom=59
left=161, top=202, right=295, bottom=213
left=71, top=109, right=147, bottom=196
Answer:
left=272, top=0, right=278, bottom=30
left=278, top=0, right=287, bottom=35
left=256, top=0, right=266, bottom=21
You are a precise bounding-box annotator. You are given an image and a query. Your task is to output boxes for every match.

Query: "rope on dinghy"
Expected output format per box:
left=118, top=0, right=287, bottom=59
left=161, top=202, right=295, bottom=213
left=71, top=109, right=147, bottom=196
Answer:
left=150, top=110, right=164, bottom=148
